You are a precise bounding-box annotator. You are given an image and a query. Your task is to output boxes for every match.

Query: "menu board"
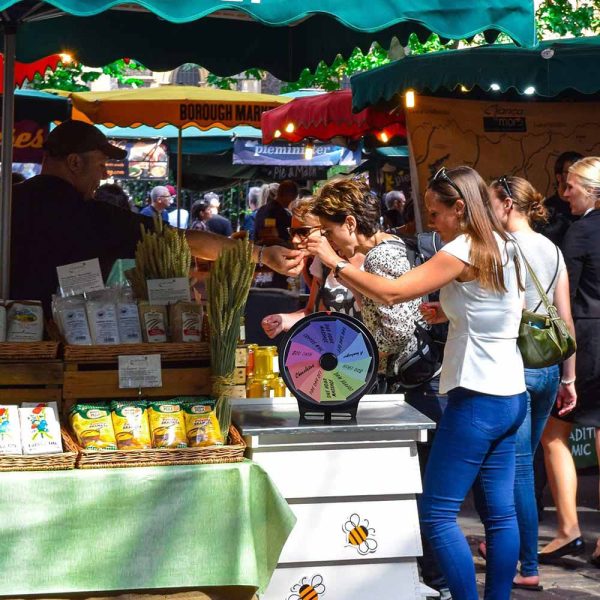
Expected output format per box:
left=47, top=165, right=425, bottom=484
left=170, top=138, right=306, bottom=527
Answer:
left=106, top=139, right=169, bottom=180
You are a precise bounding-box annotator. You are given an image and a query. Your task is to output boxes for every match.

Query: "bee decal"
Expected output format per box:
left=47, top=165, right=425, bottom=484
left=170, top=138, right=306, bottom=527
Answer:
left=287, top=574, right=326, bottom=600
left=342, top=513, right=378, bottom=555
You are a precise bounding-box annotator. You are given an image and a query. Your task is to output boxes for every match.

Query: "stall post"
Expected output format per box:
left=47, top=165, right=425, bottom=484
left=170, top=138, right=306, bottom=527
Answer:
left=0, top=26, right=16, bottom=298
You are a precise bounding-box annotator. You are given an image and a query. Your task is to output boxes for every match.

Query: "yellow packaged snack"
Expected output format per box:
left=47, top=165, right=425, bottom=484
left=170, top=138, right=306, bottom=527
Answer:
left=182, top=398, right=223, bottom=447
left=69, top=403, right=117, bottom=451
left=147, top=400, right=187, bottom=448
left=110, top=401, right=151, bottom=450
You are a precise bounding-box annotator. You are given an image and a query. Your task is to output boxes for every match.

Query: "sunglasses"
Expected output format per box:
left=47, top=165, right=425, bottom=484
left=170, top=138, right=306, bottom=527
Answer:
left=432, top=166, right=464, bottom=199
left=498, top=175, right=512, bottom=198
left=287, top=226, right=321, bottom=239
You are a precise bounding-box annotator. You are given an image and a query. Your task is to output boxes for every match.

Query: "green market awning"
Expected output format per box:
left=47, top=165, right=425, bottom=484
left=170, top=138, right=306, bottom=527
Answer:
left=352, top=36, right=600, bottom=112
left=2, top=1, right=536, bottom=79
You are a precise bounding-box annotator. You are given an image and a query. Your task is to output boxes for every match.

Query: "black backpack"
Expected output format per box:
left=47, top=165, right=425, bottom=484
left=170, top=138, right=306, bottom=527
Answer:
left=384, top=233, right=447, bottom=389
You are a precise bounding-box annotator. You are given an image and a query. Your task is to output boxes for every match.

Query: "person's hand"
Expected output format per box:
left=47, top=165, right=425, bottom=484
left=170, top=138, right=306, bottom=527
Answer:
left=420, top=301, right=448, bottom=324
left=556, top=382, right=577, bottom=416
left=261, top=313, right=290, bottom=339
left=262, top=246, right=304, bottom=276
left=305, top=235, right=340, bottom=269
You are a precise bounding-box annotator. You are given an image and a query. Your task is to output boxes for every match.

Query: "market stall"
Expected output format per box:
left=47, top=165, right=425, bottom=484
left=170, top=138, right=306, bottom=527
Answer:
left=0, top=3, right=538, bottom=598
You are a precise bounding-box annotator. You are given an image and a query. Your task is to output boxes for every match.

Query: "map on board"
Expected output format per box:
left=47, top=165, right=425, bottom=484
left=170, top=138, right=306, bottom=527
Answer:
left=406, top=96, right=600, bottom=225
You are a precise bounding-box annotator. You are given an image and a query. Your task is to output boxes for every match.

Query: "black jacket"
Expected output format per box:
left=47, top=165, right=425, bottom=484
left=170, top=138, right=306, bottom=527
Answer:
left=562, top=209, right=600, bottom=319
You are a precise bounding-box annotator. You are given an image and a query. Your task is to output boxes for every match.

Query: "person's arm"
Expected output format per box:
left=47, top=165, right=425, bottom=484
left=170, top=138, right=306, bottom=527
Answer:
left=262, top=276, right=320, bottom=338
left=306, top=235, right=466, bottom=305
left=553, top=268, right=577, bottom=415
left=185, top=229, right=303, bottom=276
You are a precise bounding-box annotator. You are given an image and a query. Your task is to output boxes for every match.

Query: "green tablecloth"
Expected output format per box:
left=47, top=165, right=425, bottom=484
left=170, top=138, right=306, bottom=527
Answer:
left=0, top=460, right=295, bottom=595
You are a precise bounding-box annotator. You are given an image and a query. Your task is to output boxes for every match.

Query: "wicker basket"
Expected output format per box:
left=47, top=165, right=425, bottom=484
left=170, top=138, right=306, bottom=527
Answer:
left=0, top=341, right=60, bottom=361
left=70, top=425, right=246, bottom=469
left=0, top=428, right=78, bottom=471
left=63, top=342, right=209, bottom=363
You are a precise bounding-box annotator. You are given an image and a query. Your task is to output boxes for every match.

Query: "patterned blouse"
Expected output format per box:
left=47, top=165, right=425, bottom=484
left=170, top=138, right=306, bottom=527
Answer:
left=362, top=238, right=423, bottom=371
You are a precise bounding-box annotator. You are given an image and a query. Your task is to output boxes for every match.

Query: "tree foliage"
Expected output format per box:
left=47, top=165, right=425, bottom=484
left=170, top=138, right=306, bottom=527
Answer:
left=29, top=58, right=146, bottom=92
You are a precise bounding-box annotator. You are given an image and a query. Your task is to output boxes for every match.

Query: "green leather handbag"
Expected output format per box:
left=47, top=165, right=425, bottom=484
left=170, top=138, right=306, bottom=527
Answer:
left=517, top=246, right=576, bottom=369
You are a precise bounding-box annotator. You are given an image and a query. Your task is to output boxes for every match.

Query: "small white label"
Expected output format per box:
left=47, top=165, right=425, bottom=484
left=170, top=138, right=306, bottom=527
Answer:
left=57, top=258, right=104, bottom=296
left=118, top=354, right=162, bottom=389
left=147, top=278, right=190, bottom=305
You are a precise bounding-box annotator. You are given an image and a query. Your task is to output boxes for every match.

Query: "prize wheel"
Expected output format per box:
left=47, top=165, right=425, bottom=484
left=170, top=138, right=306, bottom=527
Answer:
left=279, top=312, right=379, bottom=420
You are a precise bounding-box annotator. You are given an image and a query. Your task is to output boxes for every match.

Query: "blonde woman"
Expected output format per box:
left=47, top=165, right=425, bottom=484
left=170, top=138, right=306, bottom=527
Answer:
left=308, top=168, right=526, bottom=600
left=539, top=157, right=600, bottom=567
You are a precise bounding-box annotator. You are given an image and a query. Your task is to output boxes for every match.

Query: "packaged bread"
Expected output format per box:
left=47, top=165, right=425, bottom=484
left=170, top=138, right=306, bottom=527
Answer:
left=147, top=399, right=187, bottom=448
left=139, top=302, right=168, bottom=343
left=0, top=405, right=22, bottom=454
left=182, top=397, right=223, bottom=447
left=86, top=289, right=120, bottom=345
left=6, top=301, right=44, bottom=342
left=69, top=403, right=117, bottom=451
left=19, top=402, right=62, bottom=454
left=111, top=400, right=151, bottom=450
left=169, top=301, right=202, bottom=342
left=53, top=295, right=92, bottom=345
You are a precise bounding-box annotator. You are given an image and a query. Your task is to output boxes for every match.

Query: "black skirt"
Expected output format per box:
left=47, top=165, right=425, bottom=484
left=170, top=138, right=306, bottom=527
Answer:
left=554, top=318, right=600, bottom=427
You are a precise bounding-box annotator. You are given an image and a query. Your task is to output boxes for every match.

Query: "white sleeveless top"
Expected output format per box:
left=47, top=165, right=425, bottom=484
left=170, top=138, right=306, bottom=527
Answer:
left=439, top=233, right=525, bottom=396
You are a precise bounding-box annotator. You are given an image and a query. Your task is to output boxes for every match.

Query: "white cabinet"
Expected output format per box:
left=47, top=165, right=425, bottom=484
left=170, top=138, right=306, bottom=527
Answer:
left=232, top=396, right=434, bottom=600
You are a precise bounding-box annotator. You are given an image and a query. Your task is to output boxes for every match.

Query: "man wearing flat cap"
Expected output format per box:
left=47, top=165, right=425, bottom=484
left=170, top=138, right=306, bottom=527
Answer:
left=10, top=120, right=302, bottom=315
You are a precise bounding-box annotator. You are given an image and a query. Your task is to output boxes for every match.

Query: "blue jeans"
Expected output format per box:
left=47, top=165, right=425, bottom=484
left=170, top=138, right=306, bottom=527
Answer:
left=514, top=366, right=559, bottom=576
left=420, top=387, right=527, bottom=600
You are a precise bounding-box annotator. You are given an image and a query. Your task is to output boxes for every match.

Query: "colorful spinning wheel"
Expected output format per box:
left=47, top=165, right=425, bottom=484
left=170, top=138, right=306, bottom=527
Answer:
left=279, top=312, right=378, bottom=418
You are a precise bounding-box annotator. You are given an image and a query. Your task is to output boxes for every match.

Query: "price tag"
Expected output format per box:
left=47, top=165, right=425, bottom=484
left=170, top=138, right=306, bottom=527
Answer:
left=147, top=278, right=191, bottom=305
left=118, top=354, right=162, bottom=389
left=56, top=258, right=104, bottom=296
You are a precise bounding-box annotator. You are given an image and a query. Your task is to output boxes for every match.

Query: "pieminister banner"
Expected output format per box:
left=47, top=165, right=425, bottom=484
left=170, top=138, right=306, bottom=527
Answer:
left=233, top=138, right=361, bottom=167
left=406, top=96, right=600, bottom=223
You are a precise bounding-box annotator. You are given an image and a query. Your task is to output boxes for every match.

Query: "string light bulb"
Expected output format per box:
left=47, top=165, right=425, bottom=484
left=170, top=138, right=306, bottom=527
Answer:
left=59, top=53, right=73, bottom=64
left=405, top=90, right=416, bottom=109
left=274, top=129, right=282, bottom=138
left=285, top=122, right=295, bottom=133
left=304, top=140, right=315, bottom=160
left=378, top=131, right=389, bottom=143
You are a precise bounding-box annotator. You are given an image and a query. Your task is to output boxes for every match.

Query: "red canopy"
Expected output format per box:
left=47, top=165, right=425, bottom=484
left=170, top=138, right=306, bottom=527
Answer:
left=261, top=89, right=406, bottom=145
left=0, top=54, right=63, bottom=93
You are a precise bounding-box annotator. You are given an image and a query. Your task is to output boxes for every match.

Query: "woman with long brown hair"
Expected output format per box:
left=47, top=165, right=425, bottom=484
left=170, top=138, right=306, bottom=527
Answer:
left=308, top=167, right=527, bottom=600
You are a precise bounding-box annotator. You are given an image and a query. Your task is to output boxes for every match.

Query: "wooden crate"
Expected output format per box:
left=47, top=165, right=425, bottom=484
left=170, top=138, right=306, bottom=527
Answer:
left=0, top=360, right=63, bottom=405
left=62, top=344, right=212, bottom=414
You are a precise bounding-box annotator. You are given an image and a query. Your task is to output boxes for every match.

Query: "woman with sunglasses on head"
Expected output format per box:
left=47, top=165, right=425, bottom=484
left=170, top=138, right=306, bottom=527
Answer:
left=308, top=177, right=426, bottom=380
left=308, top=166, right=527, bottom=600
left=261, top=197, right=362, bottom=340
left=484, top=175, right=576, bottom=590
left=538, top=157, right=600, bottom=568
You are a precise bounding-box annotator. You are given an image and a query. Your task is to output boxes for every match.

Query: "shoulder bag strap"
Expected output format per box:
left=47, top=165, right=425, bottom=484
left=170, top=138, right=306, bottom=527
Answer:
left=512, top=240, right=553, bottom=313
left=532, top=244, right=560, bottom=313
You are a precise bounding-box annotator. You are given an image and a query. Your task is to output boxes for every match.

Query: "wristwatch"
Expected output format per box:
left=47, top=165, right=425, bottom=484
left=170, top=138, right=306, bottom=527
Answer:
left=334, top=260, right=350, bottom=278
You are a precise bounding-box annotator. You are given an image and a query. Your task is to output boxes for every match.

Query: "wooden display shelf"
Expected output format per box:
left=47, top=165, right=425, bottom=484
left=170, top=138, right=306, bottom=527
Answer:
left=0, top=360, right=63, bottom=404
left=62, top=344, right=212, bottom=414
left=63, top=342, right=210, bottom=363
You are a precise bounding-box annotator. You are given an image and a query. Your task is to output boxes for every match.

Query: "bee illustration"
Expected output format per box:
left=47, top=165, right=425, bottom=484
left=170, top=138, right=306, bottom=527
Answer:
left=287, top=574, right=326, bottom=600
left=342, top=513, right=378, bottom=555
